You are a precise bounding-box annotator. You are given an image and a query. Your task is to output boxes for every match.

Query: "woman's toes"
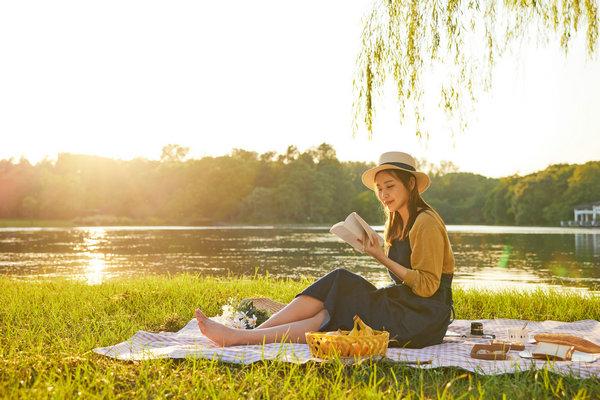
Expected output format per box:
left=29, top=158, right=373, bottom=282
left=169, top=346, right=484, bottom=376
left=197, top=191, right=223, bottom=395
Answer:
left=195, top=309, right=208, bottom=331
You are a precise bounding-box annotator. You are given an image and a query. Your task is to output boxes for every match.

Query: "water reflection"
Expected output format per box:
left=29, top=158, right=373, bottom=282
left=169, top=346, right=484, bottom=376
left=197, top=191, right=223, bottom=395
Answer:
left=75, top=228, right=107, bottom=285
left=0, top=226, right=598, bottom=292
left=85, top=253, right=105, bottom=285
left=575, top=233, right=600, bottom=257
left=449, top=231, right=600, bottom=290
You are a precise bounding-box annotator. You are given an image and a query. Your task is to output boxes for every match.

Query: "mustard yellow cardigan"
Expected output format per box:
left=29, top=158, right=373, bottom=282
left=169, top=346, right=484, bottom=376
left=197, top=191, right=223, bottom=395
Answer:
left=400, top=209, right=455, bottom=297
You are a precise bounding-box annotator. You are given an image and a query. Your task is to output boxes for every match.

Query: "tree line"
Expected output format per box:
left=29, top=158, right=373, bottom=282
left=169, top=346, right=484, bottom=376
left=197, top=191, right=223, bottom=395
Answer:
left=1, top=144, right=599, bottom=226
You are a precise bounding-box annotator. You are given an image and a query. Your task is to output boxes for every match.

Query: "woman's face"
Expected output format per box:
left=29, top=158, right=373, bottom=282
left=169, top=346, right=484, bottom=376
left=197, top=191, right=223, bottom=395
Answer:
left=374, top=170, right=415, bottom=213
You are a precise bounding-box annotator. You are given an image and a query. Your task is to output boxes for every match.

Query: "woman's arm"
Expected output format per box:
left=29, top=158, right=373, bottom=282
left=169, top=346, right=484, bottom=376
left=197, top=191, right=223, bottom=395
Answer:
left=402, top=219, right=445, bottom=297
left=359, top=213, right=446, bottom=297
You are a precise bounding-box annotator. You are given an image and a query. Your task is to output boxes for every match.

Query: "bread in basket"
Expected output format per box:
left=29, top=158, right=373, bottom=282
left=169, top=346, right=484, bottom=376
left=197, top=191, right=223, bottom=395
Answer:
left=305, top=315, right=389, bottom=359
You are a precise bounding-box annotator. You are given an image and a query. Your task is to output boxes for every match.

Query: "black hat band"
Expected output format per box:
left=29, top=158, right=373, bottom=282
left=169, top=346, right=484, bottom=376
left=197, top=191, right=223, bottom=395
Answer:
left=381, top=162, right=416, bottom=172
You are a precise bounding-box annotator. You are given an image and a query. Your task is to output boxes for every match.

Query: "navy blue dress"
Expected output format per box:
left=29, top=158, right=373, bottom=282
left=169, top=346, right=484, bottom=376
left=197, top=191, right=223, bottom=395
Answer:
left=297, top=230, right=454, bottom=349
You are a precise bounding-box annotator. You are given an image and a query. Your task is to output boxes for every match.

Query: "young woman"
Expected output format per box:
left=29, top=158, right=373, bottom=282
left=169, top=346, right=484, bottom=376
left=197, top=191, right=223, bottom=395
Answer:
left=195, top=151, right=455, bottom=348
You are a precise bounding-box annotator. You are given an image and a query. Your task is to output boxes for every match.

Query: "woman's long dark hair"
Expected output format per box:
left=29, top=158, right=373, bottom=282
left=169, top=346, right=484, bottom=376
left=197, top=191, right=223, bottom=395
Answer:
left=379, top=169, right=431, bottom=247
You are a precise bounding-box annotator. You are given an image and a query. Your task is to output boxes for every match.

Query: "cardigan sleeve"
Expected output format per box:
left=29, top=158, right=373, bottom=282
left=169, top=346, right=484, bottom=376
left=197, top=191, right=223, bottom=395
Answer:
left=401, top=211, right=446, bottom=297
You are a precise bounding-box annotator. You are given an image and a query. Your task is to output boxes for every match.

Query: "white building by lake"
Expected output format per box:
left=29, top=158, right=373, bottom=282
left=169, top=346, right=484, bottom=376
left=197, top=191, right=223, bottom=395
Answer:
left=572, top=201, right=600, bottom=227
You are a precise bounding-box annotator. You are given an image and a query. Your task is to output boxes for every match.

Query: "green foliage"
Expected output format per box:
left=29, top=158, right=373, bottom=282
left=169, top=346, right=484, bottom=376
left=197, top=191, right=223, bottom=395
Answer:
left=0, top=145, right=599, bottom=226
left=507, top=164, right=574, bottom=225
left=424, top=172, right=499, bottom=224
left=354, top=0, right=599, bottom=137
left=565, top=162, right=600, bottom=205
left=160, top=144, right=190, bottom=163
left=482, top=163, right=600, bottom=226
left=237, top=299, right=272, bottom=326
left=484, top=177, right=518, bottom=225
left=352, top=190, right=385, bottom=225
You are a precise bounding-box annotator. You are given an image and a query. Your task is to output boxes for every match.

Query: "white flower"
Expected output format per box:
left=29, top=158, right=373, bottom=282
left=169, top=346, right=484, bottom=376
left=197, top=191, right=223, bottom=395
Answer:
left=213, top=299, right=260, bottom=330
left=250, top=314, right=258, bottom=327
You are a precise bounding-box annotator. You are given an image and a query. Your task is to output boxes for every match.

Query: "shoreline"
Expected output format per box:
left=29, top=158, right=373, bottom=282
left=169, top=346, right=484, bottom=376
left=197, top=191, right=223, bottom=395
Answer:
left=1, top=218, right=599, bottom=231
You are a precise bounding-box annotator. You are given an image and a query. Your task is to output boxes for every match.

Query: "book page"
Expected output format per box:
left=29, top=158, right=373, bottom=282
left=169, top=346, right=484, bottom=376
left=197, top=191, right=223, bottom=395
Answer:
left=351, top=212, right=384, bottom=247
left=329, top=212, right=384, bottom=252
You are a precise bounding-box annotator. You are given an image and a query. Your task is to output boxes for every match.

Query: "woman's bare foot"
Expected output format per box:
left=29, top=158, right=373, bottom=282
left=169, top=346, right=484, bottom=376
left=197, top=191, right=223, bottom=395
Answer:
left=195, top=309, right=242, bottom=347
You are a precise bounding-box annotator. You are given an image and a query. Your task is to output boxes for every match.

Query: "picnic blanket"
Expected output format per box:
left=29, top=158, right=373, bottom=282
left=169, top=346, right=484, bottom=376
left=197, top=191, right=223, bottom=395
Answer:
left=93, top=318, right=600, bottom=378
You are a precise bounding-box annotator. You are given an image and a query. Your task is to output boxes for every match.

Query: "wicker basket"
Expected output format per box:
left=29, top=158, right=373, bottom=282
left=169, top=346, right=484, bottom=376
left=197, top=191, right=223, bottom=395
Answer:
left=305, top=316, right=389, bottom=359
left=241, top=297, right=287, bottom=314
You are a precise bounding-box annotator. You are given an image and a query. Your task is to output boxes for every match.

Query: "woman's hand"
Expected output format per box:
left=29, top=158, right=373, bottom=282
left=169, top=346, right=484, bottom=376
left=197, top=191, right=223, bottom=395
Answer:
left=358, top=231, right=386, bottom=262
left=358, top=230, right=409, bottom=281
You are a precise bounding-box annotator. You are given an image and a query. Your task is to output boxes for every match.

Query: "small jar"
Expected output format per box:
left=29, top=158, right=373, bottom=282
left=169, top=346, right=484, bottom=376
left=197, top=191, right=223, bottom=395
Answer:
left=471, top=322, right=484, bottom=335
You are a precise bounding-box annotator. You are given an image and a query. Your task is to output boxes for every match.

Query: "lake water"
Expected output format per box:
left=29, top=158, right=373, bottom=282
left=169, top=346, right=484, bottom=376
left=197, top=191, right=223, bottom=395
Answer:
left=1, top=226, right=599, bottom=292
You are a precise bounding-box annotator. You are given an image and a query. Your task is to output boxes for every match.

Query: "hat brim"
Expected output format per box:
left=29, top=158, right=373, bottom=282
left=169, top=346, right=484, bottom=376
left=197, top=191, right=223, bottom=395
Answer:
left=361, top=165, right=430, bottom=193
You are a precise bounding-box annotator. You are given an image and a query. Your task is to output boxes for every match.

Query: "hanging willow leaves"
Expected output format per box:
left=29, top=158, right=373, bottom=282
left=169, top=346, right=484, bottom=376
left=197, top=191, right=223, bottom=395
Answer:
left=353, top=0, right=599, bottom=139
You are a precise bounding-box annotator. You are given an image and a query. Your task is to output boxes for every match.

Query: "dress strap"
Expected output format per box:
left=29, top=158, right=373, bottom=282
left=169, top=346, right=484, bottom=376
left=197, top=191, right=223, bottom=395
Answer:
left=439, top=273, right=455, bottom=323
left=439, top=273, right=453, bottom=289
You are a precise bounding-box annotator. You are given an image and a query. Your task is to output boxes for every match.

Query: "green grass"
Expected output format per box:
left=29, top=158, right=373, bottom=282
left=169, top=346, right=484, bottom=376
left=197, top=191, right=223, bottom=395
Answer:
left=1, top=275, right=599, bottom=399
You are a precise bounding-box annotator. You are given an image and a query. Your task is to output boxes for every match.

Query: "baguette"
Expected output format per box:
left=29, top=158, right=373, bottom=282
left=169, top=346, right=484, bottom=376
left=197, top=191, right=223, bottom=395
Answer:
left=534, top=334, right=600, bottom=354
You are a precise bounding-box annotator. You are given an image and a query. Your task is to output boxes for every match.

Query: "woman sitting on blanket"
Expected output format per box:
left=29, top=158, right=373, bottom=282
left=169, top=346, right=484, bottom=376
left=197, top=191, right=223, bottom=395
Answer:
left=196, top=151, right=455, bottom=349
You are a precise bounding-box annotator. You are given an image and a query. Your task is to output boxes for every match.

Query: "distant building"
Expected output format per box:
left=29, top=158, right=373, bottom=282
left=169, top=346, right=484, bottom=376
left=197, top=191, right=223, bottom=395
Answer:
left=573, top=201, right=600, bottom=226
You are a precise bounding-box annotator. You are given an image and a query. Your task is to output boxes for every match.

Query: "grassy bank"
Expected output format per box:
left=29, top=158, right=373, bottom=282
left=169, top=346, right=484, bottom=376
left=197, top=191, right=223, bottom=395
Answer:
left=1, top=275, right=599, bottom=399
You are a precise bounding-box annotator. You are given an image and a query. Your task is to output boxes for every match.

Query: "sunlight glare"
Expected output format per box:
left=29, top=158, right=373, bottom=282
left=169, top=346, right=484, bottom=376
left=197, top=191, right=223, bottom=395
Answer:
left=85, top=253, right=106, bottom=285
left=79, top=228, right=107, bottom=285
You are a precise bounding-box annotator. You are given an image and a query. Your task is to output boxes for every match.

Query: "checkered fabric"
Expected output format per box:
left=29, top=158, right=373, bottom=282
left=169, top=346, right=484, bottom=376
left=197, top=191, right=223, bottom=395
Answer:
left=93, top=318, right=600, bottom=378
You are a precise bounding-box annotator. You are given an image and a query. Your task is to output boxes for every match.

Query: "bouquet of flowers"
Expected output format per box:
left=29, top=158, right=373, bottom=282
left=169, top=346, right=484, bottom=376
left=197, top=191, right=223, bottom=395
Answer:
left=211, top=298, right=271, bottom=329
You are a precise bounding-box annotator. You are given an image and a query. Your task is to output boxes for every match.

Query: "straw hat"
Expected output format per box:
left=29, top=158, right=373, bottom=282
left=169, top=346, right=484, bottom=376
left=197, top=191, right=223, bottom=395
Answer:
left=361, top=151, right=430, bottom=193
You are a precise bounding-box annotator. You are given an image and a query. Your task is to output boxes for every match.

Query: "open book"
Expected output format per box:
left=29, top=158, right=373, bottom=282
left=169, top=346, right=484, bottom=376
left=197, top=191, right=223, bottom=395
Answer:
left=330, top=212, right=384, bottom=253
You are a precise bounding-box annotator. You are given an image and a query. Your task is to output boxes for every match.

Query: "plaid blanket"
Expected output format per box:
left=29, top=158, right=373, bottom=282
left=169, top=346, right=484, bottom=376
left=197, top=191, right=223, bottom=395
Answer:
left=93, top=318, right=600, bottom=378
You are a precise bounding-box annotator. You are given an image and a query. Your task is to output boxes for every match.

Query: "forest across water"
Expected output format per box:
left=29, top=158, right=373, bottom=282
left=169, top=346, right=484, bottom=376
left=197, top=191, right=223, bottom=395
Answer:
left=1, top=143, right=599, bottom=227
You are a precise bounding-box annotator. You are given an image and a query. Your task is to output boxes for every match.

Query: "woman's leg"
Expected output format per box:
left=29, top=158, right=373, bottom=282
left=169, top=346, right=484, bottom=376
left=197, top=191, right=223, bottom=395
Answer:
left=256, top=295, right=325, bottom=329
left=195, top=308, right=327, bottom=347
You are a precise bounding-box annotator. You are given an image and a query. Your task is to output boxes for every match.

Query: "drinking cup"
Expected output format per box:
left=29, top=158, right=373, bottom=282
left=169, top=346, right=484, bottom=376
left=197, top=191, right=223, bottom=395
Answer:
left=507, top=327, right=529, bottom=343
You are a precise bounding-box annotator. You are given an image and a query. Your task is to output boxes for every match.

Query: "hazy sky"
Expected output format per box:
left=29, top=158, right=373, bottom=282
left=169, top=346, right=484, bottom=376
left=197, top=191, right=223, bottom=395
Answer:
left=1, top=1, right=599, bottom=178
